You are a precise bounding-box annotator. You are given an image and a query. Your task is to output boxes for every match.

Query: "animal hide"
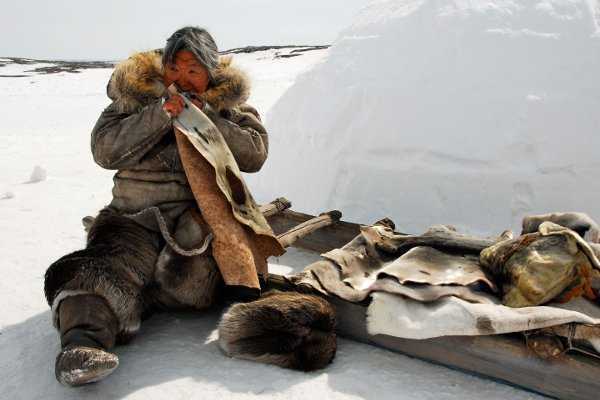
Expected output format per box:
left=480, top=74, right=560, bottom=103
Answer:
left=522, top=211, right=600, bottom=261
left=480, top=221, right=600, bottom=307
left=153, top=246, right=221, bottom=310
left=172, top=89, right=284, bottom=290
left=367, top=292, right=600, bottom=347
left=372, top=224, right=512, bottom=255
left=288, top=222, right=499, bottom=304
left=522, top=212, right=600, bottom=244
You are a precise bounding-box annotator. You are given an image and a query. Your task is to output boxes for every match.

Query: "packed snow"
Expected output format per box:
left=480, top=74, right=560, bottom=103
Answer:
left=248, top=0, right=600, bottom=237
left=3, top=0, right=597, bottom=398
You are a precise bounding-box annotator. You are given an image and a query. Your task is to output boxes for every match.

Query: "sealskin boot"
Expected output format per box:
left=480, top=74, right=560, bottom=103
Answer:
left=55, top=294, right=119, bottom=386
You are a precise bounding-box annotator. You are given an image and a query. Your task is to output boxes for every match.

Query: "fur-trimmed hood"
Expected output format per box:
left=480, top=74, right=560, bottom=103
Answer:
left=107, top=50, right=250, bottom=114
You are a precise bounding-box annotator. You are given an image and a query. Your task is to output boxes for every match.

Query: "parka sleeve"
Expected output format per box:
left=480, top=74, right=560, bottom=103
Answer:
left=205, top=104, right=269, bottom=173
left=91, top=101, right=173, bottom=169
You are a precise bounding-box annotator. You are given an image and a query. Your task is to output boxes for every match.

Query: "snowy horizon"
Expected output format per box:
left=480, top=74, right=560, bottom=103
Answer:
left=0, top=0, right=375, bottom=61
left=0, top=45, right=331, bottom=63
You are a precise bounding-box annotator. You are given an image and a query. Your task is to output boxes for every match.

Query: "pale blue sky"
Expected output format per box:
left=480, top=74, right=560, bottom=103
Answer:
left=1, top=0, right=376, bottom=60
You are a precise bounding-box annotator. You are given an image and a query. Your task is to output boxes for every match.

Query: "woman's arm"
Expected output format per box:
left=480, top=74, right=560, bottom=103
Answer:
left=91, top=101, right=172, bottom=169
left=206, top=104, right=269, bottom=173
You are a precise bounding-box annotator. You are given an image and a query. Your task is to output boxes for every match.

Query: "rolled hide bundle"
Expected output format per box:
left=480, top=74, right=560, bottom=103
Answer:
left=480, top=222, right=599, bottom=307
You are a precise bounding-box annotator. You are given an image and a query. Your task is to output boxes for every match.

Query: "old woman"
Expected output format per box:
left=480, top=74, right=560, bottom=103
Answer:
left=44, top=27, right=336, bottom=387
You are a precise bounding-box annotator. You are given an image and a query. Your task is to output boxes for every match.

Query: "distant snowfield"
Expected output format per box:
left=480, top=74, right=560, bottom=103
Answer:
left=4, top=0, right=596, bottom=398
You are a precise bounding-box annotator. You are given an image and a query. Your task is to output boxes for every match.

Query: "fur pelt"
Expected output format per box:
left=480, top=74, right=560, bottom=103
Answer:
left=218, top=290, right=337, bottom=371
left=107, top=50, right=250, bottom=114
left=153, top=246, right=221, bottom=310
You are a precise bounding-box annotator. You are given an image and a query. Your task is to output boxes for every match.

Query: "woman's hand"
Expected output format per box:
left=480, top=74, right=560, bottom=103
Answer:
left=163, top=94, right=204, bottom=118
left=188, top=95, right=204, bottom=110
left=163, top=95, right=185, bottom=118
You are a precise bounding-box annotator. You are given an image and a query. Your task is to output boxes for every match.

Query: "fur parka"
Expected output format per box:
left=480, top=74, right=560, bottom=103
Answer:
left=91, top=50, right=269, bottom=251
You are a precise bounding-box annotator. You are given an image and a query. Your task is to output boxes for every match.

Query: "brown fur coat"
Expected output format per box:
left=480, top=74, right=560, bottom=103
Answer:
left=91, top=50, right=269, bottom=249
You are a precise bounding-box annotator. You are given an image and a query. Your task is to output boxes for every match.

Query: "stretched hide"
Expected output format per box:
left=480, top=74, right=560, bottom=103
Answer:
left=172, top=89, right=284, bottom=290
left=480, top=222, right=600, bottom=307
left=290, top=260, right=498, bottom=304
left=372, top=246, right=496, bottom=289
left=367, top=292, right=600, bottom=347
left=289, top=222, right=498, bottom=304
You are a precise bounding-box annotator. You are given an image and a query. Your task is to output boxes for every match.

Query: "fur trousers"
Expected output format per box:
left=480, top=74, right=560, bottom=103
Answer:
left=44, top=207, right=221, bottom=343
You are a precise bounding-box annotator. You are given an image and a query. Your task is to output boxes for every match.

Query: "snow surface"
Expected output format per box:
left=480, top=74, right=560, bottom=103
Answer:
left=247, top=0, right=600, bottom=237
left=2, top=0, right=592, bottom=398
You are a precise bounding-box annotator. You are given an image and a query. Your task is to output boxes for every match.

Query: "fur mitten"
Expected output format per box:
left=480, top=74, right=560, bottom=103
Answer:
left=218, top=290, right=337, bottom=371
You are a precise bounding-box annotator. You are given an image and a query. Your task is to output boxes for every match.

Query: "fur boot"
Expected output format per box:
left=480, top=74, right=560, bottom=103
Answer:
left=55, top=294, right=119, bottom=386
left=218, top=290, right=337, bottom=371
left=45, top=207, right=161, bottom=344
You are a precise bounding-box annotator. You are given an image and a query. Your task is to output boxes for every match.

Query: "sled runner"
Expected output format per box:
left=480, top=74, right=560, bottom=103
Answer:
left=265, top=207, right=600, bottom=400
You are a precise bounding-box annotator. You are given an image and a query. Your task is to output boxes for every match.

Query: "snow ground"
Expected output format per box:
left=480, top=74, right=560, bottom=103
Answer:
left=0, top=47, right=543, bottom=399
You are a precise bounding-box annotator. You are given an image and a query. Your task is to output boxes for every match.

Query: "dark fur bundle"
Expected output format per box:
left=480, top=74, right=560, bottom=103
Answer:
left=218, top=290, right=337, bottom=371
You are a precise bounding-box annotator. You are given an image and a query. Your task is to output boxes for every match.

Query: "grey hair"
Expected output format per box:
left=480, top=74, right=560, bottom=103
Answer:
left=162, top=26, right=219, bottom=81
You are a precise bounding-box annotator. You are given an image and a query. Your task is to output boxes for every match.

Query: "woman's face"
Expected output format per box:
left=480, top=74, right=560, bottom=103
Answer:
left=164, top=50, right=210, bottom=93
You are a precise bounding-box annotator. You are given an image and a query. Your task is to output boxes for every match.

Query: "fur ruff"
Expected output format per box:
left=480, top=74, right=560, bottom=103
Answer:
left=108, top=51, right=250, bottom=114
left=218, top=290, right=337, bottom=371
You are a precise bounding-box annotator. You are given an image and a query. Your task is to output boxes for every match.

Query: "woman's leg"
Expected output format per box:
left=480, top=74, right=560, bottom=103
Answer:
left=44, top=207, right=161, bottom=385
left=54, top=294, right=119, bottom=386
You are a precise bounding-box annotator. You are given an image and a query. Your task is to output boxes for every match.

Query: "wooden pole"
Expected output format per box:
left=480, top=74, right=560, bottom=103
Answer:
left=259, top=197, right=292, bottom=217
left=277, top=210, right=342, bottom=248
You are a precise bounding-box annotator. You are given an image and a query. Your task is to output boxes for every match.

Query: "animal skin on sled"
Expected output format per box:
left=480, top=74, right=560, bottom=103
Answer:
left=480, top=221, right=600, bottom=308
left=522, top=212, right=600, bottom=261
left=372, top=223, right=513, bottom=255
left=367, top=291, right=600, bottom=343
left=522, top=212, right=600, bottom=243
left=288, top=221, right=500, bottom=304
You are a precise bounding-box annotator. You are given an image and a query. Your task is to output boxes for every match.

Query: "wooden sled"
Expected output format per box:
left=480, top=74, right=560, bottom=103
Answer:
left=263, top=202, right=600, bottom=400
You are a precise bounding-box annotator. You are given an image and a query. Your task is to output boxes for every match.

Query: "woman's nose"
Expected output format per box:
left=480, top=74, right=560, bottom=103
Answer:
left=175, top=74, right=193, bottom=90
left=175, top=75, right=188, bottom=86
